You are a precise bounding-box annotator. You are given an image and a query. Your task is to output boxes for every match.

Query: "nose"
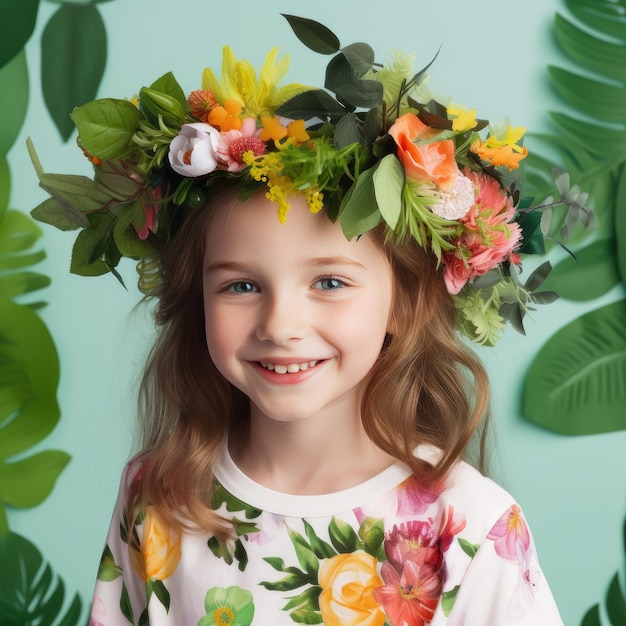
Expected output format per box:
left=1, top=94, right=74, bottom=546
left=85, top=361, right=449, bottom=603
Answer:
left=255, top=292, right=307, bottom=345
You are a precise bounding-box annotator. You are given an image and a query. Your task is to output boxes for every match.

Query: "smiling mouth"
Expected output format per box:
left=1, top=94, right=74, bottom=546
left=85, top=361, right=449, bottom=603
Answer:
left=259, top=360, right=319, bottom=374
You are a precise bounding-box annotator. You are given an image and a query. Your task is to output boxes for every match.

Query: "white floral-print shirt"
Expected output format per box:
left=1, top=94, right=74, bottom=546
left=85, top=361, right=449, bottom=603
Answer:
left=90, top=446, right=563, bottom=625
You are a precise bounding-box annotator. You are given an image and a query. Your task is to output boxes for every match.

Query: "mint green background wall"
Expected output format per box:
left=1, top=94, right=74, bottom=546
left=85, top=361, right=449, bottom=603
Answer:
left=5, top=1, right=626, bottom=624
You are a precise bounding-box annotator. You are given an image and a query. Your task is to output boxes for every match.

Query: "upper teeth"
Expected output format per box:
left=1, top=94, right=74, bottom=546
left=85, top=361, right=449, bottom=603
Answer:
left=260, top=360, right=318, bottom=374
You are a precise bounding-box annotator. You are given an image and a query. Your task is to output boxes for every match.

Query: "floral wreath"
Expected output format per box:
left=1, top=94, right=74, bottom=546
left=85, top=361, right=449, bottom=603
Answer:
left=29, top=15, right=594, bottom=345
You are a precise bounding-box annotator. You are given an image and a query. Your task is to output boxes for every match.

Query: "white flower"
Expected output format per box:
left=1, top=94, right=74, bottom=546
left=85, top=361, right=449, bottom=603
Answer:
left=429, top=173, right=475, bottom=220
left=168, top=123, right=221, bottom=176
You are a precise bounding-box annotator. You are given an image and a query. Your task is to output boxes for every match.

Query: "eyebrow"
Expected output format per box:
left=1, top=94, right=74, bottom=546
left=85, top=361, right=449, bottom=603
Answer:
left=205, top=255, right=366, bottom=274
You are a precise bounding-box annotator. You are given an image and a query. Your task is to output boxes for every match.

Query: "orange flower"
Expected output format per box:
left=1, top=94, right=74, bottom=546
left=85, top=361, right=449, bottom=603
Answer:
left=259, top=116, right=288, bottom=142
left=388, top=113, right=459, bottom=191
left=471, top=140, right=528, bottom=170
left=187, top=89, right=218, bottom=122
left=208, top=98, right=243, bottom=131
left=259, top=116, right=310, bottom=144
left=131, top=506, right=182, bottom=581
left=319, top=552, right=385, bottom=626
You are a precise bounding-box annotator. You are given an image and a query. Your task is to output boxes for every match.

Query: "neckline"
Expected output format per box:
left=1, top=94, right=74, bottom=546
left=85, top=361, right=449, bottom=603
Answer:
left=214, top=446, right=413, bottom=518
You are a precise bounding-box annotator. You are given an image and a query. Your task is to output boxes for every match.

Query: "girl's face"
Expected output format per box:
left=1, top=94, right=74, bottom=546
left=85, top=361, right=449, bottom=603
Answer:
left=202, top=192, right=394, bottom=426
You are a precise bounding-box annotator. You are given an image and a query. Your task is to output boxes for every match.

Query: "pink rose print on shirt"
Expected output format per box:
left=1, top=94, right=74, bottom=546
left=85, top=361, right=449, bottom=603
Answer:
left=487, top=504, right=531, bottom=561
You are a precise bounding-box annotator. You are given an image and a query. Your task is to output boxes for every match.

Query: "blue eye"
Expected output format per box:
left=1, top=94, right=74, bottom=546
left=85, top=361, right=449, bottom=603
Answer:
left=230, top=281, right=257, bottom=293
left=315, top=277, right=345, bottom=290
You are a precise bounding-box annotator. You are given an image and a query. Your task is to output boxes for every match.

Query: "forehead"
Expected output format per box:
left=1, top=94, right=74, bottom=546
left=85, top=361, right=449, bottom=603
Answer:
left=203, top=192, right=388, bottom=268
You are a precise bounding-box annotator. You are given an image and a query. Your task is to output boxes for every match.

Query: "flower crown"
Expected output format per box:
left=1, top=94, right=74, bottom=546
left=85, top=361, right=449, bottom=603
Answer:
left=29, top=15, right=593, bottom=346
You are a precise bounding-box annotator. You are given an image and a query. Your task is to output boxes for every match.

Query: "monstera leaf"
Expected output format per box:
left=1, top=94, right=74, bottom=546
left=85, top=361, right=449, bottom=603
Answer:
left=0, top=532, right=82, bottom=626
left=521, top=0, right=626, bottom=434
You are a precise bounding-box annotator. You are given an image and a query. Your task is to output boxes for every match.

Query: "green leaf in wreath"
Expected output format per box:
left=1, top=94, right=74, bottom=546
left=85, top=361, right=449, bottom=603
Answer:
left=522, top=299, right=626, bottom=434
left=277, top=89, right=347, bottom=122
left=71, top=98, right=142, bottom=161
left=282, top=14, right=340, bottom=55
left=0, top=531, right=82, bottom=626
left=333, top=113, right=361, bottom=149
left=335, top=79, right=383, bottom=109
left=338, top=165, right=382, bottom=240
left=139, top=83, right=186, bottom=129
left=0, top=49, right=29, bottom=155
left=373, top=154, right=404, bottom=230
left=341, top=42, right=375, bottom=75
left=41, top=4, right=107, bottom=141
left=0, top=0, right=39, bottom=69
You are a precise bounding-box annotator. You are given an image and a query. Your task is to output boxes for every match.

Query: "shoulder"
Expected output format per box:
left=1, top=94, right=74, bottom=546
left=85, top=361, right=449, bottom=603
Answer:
left=414, top=444, right=518, bottom=538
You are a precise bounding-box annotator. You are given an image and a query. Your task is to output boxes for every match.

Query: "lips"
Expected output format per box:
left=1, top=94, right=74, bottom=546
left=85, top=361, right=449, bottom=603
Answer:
left=259, top=360, right=318, bottom=374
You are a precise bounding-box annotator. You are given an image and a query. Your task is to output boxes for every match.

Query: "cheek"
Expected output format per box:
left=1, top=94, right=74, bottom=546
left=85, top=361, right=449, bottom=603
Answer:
left=203, top=304, right=238, bottom=368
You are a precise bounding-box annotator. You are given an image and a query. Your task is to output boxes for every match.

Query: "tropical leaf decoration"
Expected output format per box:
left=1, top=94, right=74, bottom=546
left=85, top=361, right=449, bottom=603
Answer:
left=0, top=0, right=40, bottom=69
left=0, top=532, right=82, bottom=626
left=41, top=2, right=108, bottom=141
left=521, top=0, right=626, bottom=434
left=580, top=513, right=626, bottom=626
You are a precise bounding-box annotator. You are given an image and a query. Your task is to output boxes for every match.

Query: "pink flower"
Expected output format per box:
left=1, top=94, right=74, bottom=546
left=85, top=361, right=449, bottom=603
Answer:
left=373, top=560, right=440, bottom=625
left=384, top=506, right=465, bottom=572
left=442, top=170, right=521, bottom=293
left=487, top=504, right=531, bottom=561
left=396, top=476, right=440, bottom=517
left=133, top=186, right=162, bottom=240
left=217, top=117, right=267, bottom=172
left=168, top=123, right=220, bottom=176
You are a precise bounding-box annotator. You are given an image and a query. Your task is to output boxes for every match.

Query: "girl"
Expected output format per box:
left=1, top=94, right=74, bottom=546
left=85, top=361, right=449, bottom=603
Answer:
left=31, top=15, right=572, bottom=626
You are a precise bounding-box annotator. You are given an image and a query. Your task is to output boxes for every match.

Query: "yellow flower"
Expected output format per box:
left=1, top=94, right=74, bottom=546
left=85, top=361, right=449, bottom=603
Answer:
left=318, top=552, right=385, bottom=626
left=131, top=506, right=182, bottom=581
left=244, top=151, right=321, bottom=223
left=202, top=46, right=311, bottom=119
left=447, top=106, right=477, bottom=132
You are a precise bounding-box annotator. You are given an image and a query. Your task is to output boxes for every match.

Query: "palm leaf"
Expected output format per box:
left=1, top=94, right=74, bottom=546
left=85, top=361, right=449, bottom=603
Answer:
left=521, top=1, right=626, bottom=435
left=523, top=300, right=626, bottom=434
left=0, top=532, right=82, bottom=626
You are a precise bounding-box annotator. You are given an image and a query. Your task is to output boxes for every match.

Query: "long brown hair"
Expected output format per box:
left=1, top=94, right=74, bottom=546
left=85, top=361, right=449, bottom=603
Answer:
left=132, top=188, right=490, bottom=537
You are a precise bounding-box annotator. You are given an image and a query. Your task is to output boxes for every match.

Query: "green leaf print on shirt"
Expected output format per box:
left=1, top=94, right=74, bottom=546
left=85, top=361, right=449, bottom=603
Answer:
left=261, top=516, right=386, bottom=624
left=208, top=483, right=262, bottom=571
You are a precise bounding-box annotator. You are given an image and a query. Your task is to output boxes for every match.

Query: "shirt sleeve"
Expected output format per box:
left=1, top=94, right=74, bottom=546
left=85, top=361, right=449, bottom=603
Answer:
left=89, top=463, right=148, bottom=626
left=446, top=504, right=563, bottom=626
